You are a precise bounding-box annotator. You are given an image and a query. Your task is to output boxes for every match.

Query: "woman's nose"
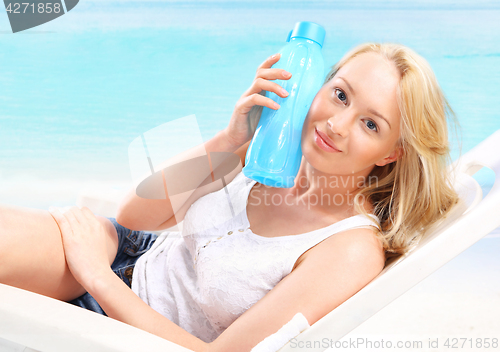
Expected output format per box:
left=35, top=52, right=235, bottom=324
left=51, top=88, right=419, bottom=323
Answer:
left=327, top=114, right=350, bottom=138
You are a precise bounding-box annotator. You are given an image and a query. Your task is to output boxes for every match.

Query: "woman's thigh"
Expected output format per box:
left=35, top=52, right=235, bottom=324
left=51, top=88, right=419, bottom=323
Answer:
left=0, top=204, right=119, bottom=302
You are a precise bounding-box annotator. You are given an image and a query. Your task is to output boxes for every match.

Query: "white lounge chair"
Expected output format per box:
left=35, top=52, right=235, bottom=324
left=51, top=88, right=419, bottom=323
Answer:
left=1, top=129, right=499, bottom=352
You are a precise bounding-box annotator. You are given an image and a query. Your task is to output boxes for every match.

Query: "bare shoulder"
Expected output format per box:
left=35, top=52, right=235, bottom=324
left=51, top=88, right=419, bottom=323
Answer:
left=331, top=226, right=385, bottom=260
left=295, top=226, right=385, bottom=278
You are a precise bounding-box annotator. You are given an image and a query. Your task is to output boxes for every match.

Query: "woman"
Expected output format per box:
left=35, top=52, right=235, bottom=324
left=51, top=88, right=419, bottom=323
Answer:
left=0, top=42, right=459, bottom=351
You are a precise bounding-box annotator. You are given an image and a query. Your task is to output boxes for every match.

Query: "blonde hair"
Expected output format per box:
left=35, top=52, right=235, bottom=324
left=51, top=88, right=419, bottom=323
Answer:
left=325, top=43, right=460, bottom=258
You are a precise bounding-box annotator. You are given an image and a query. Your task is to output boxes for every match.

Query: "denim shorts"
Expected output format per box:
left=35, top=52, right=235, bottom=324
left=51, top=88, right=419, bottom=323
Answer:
left=67, top=217, right=158, bottom=315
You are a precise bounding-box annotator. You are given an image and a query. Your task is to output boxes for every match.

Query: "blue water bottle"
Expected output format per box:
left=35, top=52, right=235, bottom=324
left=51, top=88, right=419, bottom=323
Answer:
left=242, top=21, right=326, bottom=188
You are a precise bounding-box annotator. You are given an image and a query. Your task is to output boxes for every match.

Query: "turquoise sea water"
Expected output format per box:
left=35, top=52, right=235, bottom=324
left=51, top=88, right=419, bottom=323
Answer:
left=0, top=0, right=499, bottom=210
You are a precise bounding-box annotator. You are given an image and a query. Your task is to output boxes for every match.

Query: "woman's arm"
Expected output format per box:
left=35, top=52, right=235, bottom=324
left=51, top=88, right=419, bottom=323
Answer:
left=95, top=226, right=383, bottom=352
left=49, top=206, right=210, bottom=351
left=88, top=269, right=209, bottom=351
left=116, top=52, right=290, bottom=232
left=116, top=129, right=244, bottom=232
left=209, top=227, right=385, bottom=351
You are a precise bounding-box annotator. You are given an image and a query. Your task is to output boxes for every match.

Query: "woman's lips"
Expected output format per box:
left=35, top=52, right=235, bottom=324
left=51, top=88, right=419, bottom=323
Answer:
left=314, top=127, right=342, bottom=153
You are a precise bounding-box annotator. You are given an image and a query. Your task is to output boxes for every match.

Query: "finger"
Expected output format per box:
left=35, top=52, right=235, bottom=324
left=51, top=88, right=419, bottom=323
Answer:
left=48, top=207, right=74, bottom=236
left=257, top=53, right=281, bottom=70
left=238, top=93, right=280, bottom=112
left=56, top=206, right=82, bottom=228
left=245, top=78, right=289, bottom=98
left=256, top=68, right=292, bottom=81
left=48, top=206, right=62, bottom=223
left=66, top=206, right=88, bottom=225
left=80, top=206, right=100, bottom=225
left=256, top=53, right=292, bottom=80
left=48, top=206, right=67, bottom=224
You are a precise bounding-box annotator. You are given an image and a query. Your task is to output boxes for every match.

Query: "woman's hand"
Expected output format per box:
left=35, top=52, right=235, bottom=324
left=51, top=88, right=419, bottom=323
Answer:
left=48, top=206, right=112, bottom=287
left=224, top=53, right=292, bottom=148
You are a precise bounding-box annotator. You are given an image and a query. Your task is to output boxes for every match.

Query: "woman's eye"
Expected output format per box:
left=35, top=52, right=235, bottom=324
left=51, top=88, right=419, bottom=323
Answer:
left=365, top=120, right=378, bottom=132
left=334, top=88, right=347, bottom=105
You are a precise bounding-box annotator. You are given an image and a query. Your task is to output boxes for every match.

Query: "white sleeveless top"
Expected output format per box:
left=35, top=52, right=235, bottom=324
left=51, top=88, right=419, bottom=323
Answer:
left=131, top=170, right=379, bottom=342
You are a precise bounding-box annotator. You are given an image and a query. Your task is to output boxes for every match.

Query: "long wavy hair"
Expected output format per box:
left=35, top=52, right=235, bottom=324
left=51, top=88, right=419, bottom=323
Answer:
left=324, top=43, right=460, bottom=258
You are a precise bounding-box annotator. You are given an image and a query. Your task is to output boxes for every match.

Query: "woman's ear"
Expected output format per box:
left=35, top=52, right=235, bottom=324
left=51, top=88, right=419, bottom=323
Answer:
left=375, top=146, right=403, bottom=167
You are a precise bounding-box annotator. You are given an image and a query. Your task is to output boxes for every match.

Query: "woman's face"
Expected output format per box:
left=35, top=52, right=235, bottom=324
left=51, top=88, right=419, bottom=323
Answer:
left=301, top=52, right=402, bottom=176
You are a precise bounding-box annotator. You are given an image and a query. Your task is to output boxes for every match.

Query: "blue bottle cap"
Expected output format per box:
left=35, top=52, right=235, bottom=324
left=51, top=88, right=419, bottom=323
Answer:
left=290, top=21, right=326, bottom=48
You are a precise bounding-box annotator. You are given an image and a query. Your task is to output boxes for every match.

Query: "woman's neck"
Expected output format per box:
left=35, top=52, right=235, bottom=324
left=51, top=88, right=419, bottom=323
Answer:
left=281, top=157, right=375, bottom=215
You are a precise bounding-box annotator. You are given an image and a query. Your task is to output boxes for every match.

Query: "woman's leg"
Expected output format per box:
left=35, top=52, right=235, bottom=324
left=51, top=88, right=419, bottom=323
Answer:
left=0, top=204, right=119, bottom=302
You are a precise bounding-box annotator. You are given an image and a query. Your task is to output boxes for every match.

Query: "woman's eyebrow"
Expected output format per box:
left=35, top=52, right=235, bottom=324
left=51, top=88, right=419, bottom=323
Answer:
left=338, top=76, right=392, bottom=130
left=368, top=108, right=391, bottom=129
left=338, top=77, right=355, bottom=97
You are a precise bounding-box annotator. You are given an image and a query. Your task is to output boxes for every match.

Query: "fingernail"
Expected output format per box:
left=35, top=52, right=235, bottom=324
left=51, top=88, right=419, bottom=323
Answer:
left=280, top=88, right=289, bottom=96
left=282, top=71, right=291, bottom=78
left=273, top=102, right=280, bottom=109
left=271, top=53, right=280, bottom=59
left=48, top=206, right=55, bottom=212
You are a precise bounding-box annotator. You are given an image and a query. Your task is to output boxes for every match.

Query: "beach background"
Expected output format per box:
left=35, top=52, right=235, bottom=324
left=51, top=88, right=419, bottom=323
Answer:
left=0, top=0, right=499, bottom=351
